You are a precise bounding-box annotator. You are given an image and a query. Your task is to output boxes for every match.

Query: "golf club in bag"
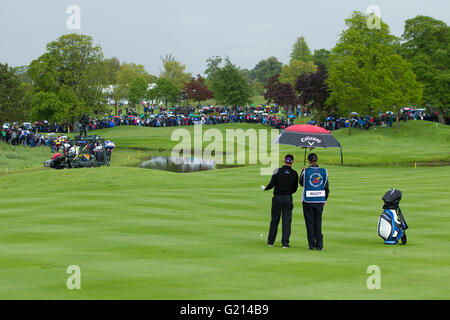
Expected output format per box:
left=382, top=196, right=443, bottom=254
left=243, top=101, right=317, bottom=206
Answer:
left=378, top=188, right=408, bottom=245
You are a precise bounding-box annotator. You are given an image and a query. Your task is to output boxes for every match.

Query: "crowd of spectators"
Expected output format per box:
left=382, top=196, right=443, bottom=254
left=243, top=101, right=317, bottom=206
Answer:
left=317, top=108, right=438, bottom=131
left=1, top=123, right=115, bottom=169
left=1, top=125, right=52, bottom=148
left=1, top=105, right=443, bottom=151
left=81, top=105, right=294, bottom=131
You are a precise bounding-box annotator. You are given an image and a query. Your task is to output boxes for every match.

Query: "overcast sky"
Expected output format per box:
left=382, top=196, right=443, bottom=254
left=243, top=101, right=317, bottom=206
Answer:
left=1, top=0, right=448, bottom=75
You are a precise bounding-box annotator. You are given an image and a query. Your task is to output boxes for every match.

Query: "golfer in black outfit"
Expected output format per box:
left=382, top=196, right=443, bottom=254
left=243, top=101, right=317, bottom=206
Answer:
left=263, top=154, right=299, bottom=248
left=299, top=153, right=329, bottom=250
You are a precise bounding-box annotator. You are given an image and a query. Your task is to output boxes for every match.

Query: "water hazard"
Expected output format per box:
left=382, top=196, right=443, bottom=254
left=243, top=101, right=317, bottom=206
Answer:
left=141, top=157, right=216, bottom=173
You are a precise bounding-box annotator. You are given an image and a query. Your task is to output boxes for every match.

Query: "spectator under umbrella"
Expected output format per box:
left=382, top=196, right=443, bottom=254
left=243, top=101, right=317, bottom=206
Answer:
left=52, top=153, right=63, bottom=160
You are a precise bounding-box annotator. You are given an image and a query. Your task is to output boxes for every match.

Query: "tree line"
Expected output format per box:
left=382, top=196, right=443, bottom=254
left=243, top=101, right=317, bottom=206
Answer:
left=0, top=11, right=448, bottom=132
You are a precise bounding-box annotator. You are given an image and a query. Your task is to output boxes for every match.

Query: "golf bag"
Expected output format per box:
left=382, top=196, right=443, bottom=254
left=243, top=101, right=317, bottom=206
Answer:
left=378, top=188, right=408, bottom=245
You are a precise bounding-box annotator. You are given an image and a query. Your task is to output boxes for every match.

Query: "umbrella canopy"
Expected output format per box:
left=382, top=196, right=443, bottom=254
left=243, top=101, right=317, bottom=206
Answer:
left=105, top=141, right=116, bottom=149
left=288, top=114, right=296, bottom=118
left=325, top=116, right=334, bottom=121
left=273, top=124, right=343, bottom=164
left=307, top=120, right=316, bottom=125
left=52, top=153, right=63, bottom=160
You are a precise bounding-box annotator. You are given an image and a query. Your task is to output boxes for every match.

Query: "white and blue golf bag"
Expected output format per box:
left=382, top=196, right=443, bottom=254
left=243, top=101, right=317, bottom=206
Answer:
left=378, top=188, right=408, bottom=245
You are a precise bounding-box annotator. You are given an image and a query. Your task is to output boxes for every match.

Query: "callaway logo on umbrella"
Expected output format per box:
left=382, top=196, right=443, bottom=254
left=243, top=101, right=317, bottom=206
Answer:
left=273, top=124, right=343, bottom=165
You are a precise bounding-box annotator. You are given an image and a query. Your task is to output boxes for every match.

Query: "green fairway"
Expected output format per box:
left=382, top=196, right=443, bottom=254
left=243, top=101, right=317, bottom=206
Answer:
left=0, top=121, right=449, bottom=299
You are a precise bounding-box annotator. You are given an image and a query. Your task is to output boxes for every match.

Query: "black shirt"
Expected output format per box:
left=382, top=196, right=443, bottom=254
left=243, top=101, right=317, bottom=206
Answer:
left=265, top=166, right=299, bottom=196
left=299, top=164, right=329, bottom=201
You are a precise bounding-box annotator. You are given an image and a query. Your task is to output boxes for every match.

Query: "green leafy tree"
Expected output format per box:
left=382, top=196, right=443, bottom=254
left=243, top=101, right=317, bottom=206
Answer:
left=28, top=33, right=107, bottom=123
left=401, top=15, right=450, bottom=123
left=327, top=56, right=368, bottom=134
left=238, top=68, right=252, bottom=86
left=209, top=59, right=253, bottom=107
left=19, top=81, right=34, bottom=120
left=279, top=60, right=317, bottom=87
left=251, top=79, right=265, bottom=96
left=104, top=57, right=121, bottom=85
left=128, top=76, right=149, bottom=108
left=101, top=57, right=121, bottom=114
left=376, top=55, right=423, bottom=131
left=250, top=57, right=283, bottom=85
left=290, top=36, right=313, bottom=62
left=114, top=62, right=155, bottom=113
left=327, top=11, right=421, bottom=133
left=30, top=92, right=66, bottom=122
left=150, top=77, right=181, bottom=107
left=0, top=63, right=29, bottom=123
left=13, top=65, right=32, bottom=84
left=313, top=49, right=331, bottom=69
left=204, top=56, right=223, bottom=83
left=28, top=53, right=59, bottom=93
left=159, top=54, right=192, bottom=89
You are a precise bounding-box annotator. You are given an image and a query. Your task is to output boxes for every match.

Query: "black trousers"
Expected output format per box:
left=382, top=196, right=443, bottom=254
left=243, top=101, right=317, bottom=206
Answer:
left=268, top=195, right=293, bottom=246
left=302, top=202, right=324, bottom=249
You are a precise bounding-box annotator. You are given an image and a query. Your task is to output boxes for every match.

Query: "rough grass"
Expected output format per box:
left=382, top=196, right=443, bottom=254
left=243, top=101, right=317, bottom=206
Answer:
left=0, top=143, right=51, bottom=173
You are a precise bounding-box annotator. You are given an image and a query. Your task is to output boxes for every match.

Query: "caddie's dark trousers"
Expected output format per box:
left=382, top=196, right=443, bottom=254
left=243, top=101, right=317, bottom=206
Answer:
left=268, top=195, right=293, bottom=247
left=302, top=202, right=324, bottom=249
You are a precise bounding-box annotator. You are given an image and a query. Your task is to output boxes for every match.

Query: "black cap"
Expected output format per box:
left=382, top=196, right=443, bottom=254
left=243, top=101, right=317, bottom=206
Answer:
left=285, top=154, right=294, bottom=163
left=308, top=153, right=318, bottom=162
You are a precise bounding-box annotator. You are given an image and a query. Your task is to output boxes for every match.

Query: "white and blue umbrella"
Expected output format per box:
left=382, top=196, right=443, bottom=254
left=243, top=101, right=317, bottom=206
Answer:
left=105, top=141, right=116, bottom=149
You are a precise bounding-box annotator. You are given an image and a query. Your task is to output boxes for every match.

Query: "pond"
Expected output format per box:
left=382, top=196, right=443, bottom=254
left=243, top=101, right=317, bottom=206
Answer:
left=141, top=156, right=216, bottom=173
